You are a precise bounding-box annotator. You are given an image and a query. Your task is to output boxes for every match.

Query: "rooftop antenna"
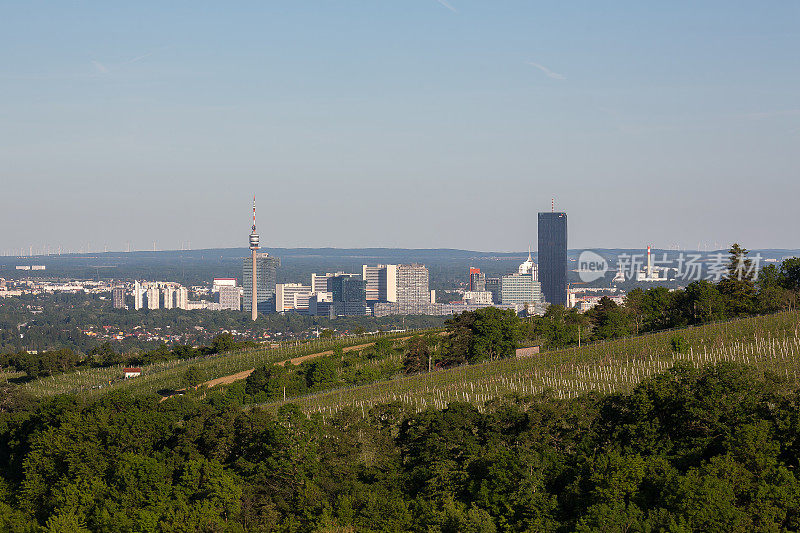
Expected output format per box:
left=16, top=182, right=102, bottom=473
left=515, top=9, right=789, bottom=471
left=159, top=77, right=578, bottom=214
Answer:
left=252, top=194, right=257, bottom=233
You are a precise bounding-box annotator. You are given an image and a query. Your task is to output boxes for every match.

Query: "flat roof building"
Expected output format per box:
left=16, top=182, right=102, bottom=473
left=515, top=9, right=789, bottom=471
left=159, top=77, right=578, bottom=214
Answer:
left=308, top=292, right=334, bottom=317
left=362, top=264, right=398, bottom=302
left=500, top=272, right=543, bottom=307
left=468, top=267, right=485, bottom=291
left=311, top=273, right=330, bottom=294
left=538, top=211, right=568, bottom=306
left=219, top=285, right=242, bottom=311
left=276, top=283, right=312, bottom=313
left=213, top=278, right=237, bottom=292
left=464, top=290, right=493, bottom=305
left=397, top=264, right=429, bottom=307
left=112, top=287, right=125, bottom=309
left=328, top=275, right=367, bottom=316
left=362, top=265, right=381, bottom=301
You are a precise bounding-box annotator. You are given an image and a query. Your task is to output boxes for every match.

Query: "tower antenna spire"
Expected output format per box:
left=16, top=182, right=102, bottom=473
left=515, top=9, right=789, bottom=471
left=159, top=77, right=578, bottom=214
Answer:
left=249, top=195, right=260, bottom=321
left=551, top=198, right=555, bottom=213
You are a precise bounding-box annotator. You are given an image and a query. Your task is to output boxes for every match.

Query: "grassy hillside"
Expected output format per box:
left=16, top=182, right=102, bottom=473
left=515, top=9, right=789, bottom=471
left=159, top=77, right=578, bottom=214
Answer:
left=17, top=329, right=434, bottom=398
left=254, top=311, right=800, bottom=415
left=18, top=311, right=800, bottom=410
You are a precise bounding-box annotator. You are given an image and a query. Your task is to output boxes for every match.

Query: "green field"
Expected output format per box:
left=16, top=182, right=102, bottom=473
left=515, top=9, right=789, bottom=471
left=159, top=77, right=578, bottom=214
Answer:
left=254, top=311, right=800, bottom=416
left=18, top=329, right=432, bottom=398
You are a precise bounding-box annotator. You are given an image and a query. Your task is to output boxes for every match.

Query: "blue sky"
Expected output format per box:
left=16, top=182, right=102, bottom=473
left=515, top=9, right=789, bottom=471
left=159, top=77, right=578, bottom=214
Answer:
left=1, top=1, right=798, bottom=253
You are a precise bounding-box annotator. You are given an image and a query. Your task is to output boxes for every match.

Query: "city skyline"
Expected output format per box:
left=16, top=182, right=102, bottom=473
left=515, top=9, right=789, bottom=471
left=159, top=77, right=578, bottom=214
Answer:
left=2, top=2, right=798, bottom=252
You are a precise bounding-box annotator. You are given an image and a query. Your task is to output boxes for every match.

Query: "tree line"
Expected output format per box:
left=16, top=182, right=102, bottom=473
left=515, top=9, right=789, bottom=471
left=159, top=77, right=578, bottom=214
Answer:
left=2, top=362, right=800, bottom=531
left=0, top=333, right=255, bottom=380
left=0, top=292, right=446, bottom=355
left=534, top=244, right=799, bottom=350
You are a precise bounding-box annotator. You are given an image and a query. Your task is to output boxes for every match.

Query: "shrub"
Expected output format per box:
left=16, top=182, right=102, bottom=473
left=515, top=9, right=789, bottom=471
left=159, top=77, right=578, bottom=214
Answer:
left=670, top=335, right=689, bottom=354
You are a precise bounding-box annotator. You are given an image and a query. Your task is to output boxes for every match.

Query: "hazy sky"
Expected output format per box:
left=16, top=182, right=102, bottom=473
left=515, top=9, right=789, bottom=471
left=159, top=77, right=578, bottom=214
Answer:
left=1, top=1, right=798, bottom=254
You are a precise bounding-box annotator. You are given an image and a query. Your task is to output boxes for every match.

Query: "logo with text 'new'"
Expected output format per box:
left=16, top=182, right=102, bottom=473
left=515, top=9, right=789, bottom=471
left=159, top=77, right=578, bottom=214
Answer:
left=578, top=250, right=608, bottom=282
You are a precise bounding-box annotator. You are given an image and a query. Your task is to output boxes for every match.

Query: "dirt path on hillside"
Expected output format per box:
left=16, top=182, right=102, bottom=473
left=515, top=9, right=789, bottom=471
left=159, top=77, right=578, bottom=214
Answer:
left=201, top=338, right=409, bottom=390
left=204, top=369, right=256, bottom=389
left=159, top=332, right=447, bottom=400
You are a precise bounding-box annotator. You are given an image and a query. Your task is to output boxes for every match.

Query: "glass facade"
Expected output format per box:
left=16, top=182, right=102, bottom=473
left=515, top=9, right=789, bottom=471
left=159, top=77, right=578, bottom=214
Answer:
left=499, top=273, right=542, bottom=306
left=328, top=275, right=367, bottom=316
left=242, top=253, right=280, bottom=313
left=485, top=277, right=501, bottom=304
left=538, top=212, right=568, bottom=305
left=469, top=269, right=486, bottom=292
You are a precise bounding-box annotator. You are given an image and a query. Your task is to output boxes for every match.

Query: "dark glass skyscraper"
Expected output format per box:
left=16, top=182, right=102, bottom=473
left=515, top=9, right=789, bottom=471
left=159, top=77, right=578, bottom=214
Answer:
left=328, top=275, right=367, bottom=316
left=243, top=253, right=280, bottom=313
left=538, top=212, right=568, bottom=306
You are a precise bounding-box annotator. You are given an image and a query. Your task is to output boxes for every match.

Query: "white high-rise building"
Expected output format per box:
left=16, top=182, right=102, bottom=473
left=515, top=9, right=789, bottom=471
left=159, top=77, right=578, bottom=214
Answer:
left=212, top=278, right=237, bottom=292
left=162, top=286, right=175, bottom=309
left=381, top=264, right=398, bottom=302
left=146, top=286, right=160, bottom=310
left=369, top=264, right=430, bottom=315
left=311, top=273, right=331, bottom=294
left=276, top=283, right=313, bottom=312
left=362, top=265, right=381, bottom=301
left=361, top=264, right=397, bottom=302
left=134, top=280, right=144, bottom=310
left=176, top=287, right=189, bottom=310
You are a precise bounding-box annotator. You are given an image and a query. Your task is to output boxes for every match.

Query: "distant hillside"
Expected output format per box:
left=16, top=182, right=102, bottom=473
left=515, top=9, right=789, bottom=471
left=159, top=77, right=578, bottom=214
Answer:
left=2, top=246, right=798, bottom=287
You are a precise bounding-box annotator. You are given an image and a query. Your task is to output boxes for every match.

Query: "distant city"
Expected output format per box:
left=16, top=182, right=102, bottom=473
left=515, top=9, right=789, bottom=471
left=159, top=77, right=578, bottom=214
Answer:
left=0, top=200, right=664, bottom=319
left=2, top=200, right=791, bottom=322
left=115, top=200, right=568, bottom=319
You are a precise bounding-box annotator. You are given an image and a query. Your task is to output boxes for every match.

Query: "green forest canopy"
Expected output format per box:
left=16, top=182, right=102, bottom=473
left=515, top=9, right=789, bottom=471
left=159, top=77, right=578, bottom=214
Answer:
left=3, top=362, right=800, bottom=531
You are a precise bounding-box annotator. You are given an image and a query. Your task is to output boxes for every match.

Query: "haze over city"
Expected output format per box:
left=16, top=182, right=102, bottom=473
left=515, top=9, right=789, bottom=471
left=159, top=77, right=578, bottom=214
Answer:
left=2, top=1, right=798, bottom=253
left=7, top=4, right=800, bottom=532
